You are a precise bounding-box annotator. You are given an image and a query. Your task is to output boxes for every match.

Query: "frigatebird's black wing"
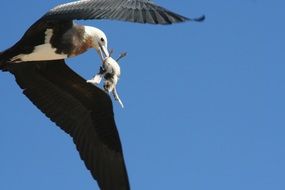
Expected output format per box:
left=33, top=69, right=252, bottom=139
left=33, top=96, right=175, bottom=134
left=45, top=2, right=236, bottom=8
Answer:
left=43, top=0, right=205, bottom=24
left=7, top=60, right=130, bottom=190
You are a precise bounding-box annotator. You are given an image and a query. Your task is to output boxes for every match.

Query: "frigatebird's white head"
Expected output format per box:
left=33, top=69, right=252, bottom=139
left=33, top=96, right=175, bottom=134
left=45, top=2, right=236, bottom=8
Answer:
left=84, top=26, right=109, bottom=61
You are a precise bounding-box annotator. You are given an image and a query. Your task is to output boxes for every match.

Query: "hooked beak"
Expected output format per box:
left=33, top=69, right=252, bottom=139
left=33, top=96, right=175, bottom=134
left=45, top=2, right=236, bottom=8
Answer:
left=97, top=44, right=109, bottom=61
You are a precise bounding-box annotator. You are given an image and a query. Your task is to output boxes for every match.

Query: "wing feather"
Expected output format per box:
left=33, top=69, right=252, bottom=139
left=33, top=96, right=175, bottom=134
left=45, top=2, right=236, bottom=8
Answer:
left=43, top=0, right=205, bottom=24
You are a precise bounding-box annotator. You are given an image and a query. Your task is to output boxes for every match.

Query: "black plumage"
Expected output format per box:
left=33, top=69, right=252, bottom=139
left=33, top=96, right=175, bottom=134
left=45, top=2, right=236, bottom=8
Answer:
left=7, top=60, right=130, bottom=190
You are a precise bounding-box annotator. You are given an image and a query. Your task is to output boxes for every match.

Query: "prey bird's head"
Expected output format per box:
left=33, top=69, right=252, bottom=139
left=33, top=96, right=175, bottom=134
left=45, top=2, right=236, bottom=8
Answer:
left=84, top=26, right=109, bottom=61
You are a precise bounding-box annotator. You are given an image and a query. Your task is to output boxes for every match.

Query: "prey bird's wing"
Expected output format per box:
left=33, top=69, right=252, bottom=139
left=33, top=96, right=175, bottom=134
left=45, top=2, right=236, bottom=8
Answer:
left=43, top=0, right=205, bottom=24
left=7, top=60, right=130, bottom=190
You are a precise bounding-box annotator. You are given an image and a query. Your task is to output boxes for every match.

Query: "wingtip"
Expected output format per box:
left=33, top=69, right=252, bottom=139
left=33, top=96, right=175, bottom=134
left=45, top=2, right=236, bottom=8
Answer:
left=191, top=15, right=206, bottom=22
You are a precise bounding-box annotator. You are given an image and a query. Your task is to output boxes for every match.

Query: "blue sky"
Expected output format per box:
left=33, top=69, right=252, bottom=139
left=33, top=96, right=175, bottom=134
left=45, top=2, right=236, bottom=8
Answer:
left=0, top=0, right=284, bottom=189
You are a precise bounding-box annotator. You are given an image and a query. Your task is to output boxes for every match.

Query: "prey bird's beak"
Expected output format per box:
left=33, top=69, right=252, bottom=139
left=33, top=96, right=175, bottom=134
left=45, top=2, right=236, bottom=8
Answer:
left=98, top=44, right=109, bottom=61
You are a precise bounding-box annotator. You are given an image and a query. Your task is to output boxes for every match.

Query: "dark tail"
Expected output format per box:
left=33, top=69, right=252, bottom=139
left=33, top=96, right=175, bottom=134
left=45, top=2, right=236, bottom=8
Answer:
left=0, top=51, right=5, bottom=71
left=0, top=51, right=9, bottom=72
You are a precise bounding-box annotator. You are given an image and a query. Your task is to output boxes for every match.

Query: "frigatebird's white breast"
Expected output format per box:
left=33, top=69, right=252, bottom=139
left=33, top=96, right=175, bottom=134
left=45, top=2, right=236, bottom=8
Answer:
left=0, top=1, right=205, bottom=190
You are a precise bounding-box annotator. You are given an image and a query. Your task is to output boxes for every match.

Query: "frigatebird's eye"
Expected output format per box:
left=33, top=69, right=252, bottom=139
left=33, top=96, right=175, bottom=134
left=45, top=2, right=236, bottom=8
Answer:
left=101, top=38, right=105, bottom=42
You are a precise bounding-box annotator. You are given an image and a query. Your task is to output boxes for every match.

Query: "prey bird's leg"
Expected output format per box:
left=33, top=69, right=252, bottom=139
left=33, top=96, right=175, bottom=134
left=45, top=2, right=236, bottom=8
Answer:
left=116, top=52, right=127, bottom=62
left=112, top=87, right=124, bottom=108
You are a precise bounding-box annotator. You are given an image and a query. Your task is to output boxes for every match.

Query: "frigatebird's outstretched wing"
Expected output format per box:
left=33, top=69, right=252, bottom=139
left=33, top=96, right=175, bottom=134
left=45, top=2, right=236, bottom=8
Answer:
left=43, top=0, right=205, bottom=24
left=7, top=60, right=130, bottom=190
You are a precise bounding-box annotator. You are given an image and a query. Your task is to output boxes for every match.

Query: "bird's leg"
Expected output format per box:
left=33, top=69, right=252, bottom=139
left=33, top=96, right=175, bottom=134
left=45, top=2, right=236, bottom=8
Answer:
left=116, top=52, right=127, bottom=62
left=112, top=87, right=124, bottom=108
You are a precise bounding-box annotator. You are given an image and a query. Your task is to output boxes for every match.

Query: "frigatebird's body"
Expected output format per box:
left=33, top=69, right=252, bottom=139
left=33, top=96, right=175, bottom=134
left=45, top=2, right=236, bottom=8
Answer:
left=0, top=1, right=204, bottom=189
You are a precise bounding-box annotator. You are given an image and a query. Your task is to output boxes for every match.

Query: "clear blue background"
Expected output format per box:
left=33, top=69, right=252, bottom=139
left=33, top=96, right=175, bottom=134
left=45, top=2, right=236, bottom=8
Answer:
left=0, top=1, right=284, bottom=189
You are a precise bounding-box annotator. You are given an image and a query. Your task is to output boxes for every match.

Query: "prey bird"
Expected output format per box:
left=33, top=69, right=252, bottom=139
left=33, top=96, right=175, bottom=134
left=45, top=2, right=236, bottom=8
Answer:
left=0, top=1, right=205, bottom=190
left=88, top=51, right=127, bottom=108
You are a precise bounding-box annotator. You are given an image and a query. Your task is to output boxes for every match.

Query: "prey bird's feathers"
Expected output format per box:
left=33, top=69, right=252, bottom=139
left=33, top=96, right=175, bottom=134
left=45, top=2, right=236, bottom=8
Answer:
left=43, top=0, right=205, bottom=24
left=7, top=60, right=130, bottom=190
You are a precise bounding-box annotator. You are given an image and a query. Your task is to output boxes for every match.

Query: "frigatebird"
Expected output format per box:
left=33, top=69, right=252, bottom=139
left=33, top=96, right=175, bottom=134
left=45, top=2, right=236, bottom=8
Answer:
left=0, top=1, right=204, bottom=190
